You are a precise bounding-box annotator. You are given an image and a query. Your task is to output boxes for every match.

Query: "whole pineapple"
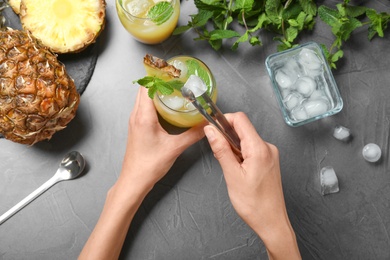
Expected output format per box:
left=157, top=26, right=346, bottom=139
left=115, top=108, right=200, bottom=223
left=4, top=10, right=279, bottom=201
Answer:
left=0, top=28, right=80, bottom=145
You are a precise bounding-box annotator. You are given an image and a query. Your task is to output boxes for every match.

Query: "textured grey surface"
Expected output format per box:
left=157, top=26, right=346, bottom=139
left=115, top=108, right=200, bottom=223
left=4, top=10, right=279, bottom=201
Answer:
left=0, top=1, right=390, bottom=259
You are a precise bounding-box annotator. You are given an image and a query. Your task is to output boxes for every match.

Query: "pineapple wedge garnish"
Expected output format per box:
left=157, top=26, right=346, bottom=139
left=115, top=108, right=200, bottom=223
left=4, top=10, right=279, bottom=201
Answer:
left=143, top=54, right=181, bottom=81
left=20, top=0, right=106, bottom=54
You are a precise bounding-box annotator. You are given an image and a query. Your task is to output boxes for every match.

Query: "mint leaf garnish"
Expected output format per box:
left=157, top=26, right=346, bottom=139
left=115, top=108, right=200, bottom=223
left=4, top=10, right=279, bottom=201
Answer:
left=169, top=80, right=185, bottom=91
left=133, top=76, right=184, bottom=99
left=147, top=2, right=174, bottom=25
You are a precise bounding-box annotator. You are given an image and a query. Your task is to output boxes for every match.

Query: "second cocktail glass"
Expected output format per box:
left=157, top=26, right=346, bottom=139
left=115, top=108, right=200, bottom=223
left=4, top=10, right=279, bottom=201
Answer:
left=116, top=0, right=180, bottom=44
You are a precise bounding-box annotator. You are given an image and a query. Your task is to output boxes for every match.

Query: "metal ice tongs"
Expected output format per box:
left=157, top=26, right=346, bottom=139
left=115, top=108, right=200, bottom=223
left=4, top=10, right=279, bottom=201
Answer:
left=181, top=87, right=243, bottom=161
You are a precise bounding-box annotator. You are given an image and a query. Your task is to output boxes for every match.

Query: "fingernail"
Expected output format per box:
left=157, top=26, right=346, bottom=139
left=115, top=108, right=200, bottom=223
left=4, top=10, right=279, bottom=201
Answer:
left=204, top=126, right=215, bottom=142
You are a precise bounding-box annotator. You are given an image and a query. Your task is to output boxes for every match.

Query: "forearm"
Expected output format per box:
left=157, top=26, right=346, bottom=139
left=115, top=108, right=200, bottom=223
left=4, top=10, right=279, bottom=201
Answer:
left=79, top=176, right=151, bottom=260
left=254, top=212, right=301, bottom=260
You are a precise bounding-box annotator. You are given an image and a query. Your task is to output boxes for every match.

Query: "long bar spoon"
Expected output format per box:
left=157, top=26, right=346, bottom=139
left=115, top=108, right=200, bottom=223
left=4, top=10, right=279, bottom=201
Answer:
left=0, top=151, right=86, bottom=225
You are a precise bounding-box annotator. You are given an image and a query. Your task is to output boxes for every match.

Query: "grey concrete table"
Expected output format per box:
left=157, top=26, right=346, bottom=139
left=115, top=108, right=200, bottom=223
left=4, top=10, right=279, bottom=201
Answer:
left=1, top=1, right=390, bottom=259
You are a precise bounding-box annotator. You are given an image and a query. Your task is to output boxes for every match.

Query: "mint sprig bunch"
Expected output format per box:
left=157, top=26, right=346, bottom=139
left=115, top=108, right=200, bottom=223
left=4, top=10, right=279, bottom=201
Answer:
left=173, top=0, right=317, bottom=51
left=174, top=0, right=389, bottom=69
left=318, top=0, right=390, bottom=69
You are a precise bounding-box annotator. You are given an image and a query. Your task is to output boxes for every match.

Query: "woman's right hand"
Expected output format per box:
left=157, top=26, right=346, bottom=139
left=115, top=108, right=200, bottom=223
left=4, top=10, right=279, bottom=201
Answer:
left=204, top=112, right=301, bottom=260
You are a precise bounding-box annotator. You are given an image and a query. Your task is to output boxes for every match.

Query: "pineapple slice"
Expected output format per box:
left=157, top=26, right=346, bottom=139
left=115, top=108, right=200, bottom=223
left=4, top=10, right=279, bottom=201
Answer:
left=20, top=0, right=106, bottom=54
left=8, top=0, right=21, bottom=14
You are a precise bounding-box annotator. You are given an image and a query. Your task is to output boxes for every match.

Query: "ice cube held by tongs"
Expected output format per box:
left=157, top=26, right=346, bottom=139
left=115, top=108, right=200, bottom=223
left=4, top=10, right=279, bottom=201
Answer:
left=181, top=76, right=243, bottom=161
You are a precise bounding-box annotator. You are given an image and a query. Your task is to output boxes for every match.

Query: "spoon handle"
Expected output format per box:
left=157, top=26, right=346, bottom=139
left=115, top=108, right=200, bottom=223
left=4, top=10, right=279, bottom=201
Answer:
left=0, top=174, right=60, bottom=225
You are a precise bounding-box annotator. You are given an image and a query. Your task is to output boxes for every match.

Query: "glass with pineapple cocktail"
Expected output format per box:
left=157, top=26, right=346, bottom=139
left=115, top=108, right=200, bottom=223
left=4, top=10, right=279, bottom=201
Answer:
left=138, top=55, right=218, bottom=128
left=116, top=0, right=180, bottom=44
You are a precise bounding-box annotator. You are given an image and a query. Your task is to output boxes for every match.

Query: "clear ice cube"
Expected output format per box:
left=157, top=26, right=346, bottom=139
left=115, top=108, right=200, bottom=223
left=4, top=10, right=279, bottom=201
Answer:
left=280, top=89, right=290, bottom=98
left=160, top=95, right=185, bottom=110
left=283, top=59, right=303, bottom=80
left=320, top=166, right=339, bottom=195
left=290, top=105, right=308, bottom=121
left=362, top=143, right=382, bottom=162
left=184, top=100, right=195, bottom=110
left=275, top=70, right=294, bottom=89
left=184, top=75, right=207, bottom=97
left=296, top=76, right=316, bottom=97
left=170, top=60, right=188, bottom=79
left=299, top=48, right=322, bottom=70
left=309, top=90, right=325, bottom=100
left=333, top=126, right=351, bottom=142
left=283, top=92, right=303, bottom=110
left=125, top=0, right=153, bottom=16
left=304, top=99, right=329, bottom=117
left=314, top=74, right=329, bottom=91
left=306, top=68, right=323, bottom=78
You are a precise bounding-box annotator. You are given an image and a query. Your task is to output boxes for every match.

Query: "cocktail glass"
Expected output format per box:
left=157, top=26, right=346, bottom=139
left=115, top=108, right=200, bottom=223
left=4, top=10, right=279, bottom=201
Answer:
left=147, top=56, right=218, bottom=128
left=116, top=0, right=180, bottom=44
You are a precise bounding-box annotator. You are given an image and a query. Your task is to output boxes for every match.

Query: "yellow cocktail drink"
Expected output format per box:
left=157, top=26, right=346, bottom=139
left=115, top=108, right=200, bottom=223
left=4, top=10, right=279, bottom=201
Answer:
left=148, top=56, right=218, bottom=128
left=116, top=0, right=180, bottom=44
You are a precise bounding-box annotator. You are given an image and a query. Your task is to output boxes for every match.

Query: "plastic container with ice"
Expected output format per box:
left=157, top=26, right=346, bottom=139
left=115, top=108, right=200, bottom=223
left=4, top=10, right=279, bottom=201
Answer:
left=265, top=42, right=343, bottom=127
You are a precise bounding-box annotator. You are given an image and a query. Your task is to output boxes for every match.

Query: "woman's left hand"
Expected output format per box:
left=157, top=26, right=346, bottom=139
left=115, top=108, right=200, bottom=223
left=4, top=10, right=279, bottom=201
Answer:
left=121, top=87, right=206, bottom=191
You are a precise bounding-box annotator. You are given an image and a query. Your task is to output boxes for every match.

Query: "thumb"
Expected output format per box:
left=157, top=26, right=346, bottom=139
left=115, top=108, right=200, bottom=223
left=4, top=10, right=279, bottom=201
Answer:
left=171, top=122, right=206, bottom=155
left=204, top=125, right=238, bottom=167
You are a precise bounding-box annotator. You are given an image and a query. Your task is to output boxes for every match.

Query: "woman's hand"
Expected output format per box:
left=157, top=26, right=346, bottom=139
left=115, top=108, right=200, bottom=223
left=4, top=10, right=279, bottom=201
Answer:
left=121, top=87, right=205, bottom=193
left=204, top=112, right=301, bottom=260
